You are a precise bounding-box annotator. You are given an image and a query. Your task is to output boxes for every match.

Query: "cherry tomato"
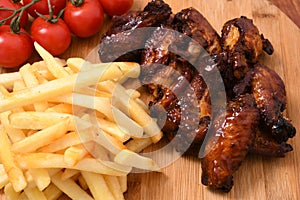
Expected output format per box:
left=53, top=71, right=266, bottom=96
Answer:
left=0, top=25, right=33, bottom=68
left=99, top=0, right=133, bottom=16
left=0, top=0, right=29, bottom=27
left=23, top=0, right=66, bottom=18
left=30, top=16, right=71, bottom=56
left=63, top=0, right=104, bottom=38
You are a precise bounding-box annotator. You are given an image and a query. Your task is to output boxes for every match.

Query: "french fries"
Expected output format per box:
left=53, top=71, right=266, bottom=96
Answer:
left=0, top=43, right=163, bottom=199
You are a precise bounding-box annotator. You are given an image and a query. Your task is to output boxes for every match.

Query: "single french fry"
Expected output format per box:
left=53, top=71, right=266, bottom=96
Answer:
left=61, top=169, right=80, bottom=181
left=114, top=149, right=160, bottom=171
left=16, top=153, right=131, bottom=176
left=34, top=42, right=69, bottom=78
left=19, top=63, right=49, bottom=111
left=0, top=111, right=26, bottom=143
left=12, top=79, right=34, bottom=111
left=0, top=126, right=27, bottom=192
left=50, top=93, right=114, bottom=121
left=11, top=119, right=70, bottom=153
left=4, top=183, right=20, bottom=200
left=88, top=128, right=127, bottom=155
left=125, top=137, right=153, bottom=153
left=12, top=79, right=26, bottom=91
left=31, top=60, right=56, bottom=81
left=9, top=111, right=71, bottom=130
left=0, top=72, right=22, bottom=90
left=43, top=183, right=63, bottom=200
left=66, top=57, right=86, bottom=73
left=67, top=58, right=140, bottom=81
left=81, top=171, right=115, bottom=200
left=28, top=168, right=51, bottom=191
left=31, top=67, right=50, bottom=85
left=24, top=186, right=47, bottom=200
left=82, top=141, right=111, bottom=161
left=126, top=89, right=140, bottom=99
left=20, top=64, right=39, bottom=86
left=103, top=175, right=125, bottom=200
left=0, top=84, right=10, bottom=96
left=117, top=176, right=127, bottom=193
left=134, top=98, right=149, bottom=113
left=64, top=145, right=89, bottom=166
left=0, top=173, right=9, bottom=190
left=111, top=106, right=144, bottom=138
left=97, top=117, right=130, bottom=142
left=64, top=66, right=75, bottom=75
left=39, top=131, right=81, bottom=153
left=51, top=171, right=94, bottom=200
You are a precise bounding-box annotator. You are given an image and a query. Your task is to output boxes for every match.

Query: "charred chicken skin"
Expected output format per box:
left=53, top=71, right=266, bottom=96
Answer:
left=99, top=0, right=296, bottom=192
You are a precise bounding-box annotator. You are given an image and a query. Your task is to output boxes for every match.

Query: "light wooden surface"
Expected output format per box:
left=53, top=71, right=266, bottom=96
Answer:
left=1, top=0, right=300, bottom=199
left=269, top=0, right=300, bottom=28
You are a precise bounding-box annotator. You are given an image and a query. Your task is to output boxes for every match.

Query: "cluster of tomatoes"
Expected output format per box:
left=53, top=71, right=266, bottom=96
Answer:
left=0, top=0, right=133, bottom=68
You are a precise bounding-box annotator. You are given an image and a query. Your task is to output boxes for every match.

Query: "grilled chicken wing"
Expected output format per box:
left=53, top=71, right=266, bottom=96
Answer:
left=251, top=63, right=286, bottom=125
left=201, top=94, right=259, bottom=192
left=172, top=7, right=222, bottom=55
left=250, top=64, right=296, bottom=142
left=221, top=16, right=274, bottom=79
left=99, top=0, right=172, bottom=62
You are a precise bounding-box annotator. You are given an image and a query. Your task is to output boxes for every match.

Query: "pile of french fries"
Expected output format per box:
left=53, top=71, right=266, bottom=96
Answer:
left=0, top=42, right=163, bottom=200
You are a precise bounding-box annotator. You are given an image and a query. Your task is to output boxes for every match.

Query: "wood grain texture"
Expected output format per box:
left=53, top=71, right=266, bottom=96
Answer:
left=269, top=0, right=300, bottom=28
left=0, top=0, right=299, bottom=199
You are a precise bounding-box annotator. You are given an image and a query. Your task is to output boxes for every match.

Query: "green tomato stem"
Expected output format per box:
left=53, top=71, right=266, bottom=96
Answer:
left=70, top=0, right=85, bottom=7
left=35, top=0, right=64, bottom=24
left=0, top=0, right=41, bottom=33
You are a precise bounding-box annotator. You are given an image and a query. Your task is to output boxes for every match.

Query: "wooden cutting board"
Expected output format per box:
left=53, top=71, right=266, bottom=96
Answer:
left=1, top=0, right=299, bottom=199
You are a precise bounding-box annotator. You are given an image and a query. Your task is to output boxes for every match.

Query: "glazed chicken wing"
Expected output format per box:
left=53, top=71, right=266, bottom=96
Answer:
left=251, top=63, right=296, bottom=142
left=172, top=7, right=222, bottom=55
left=99, top=0, right=172, bottom=62
left=201, top=94, right=259, bottom=192
left=221, top=16, right=274, bottom=79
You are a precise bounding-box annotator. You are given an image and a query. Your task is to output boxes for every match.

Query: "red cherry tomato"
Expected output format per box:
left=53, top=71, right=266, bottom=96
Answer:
left=0, top=25, right=33, bottom=68
left=0, top=0, right=29, bottom=27
left=23, top=0, right=66, bottom=18
left=99, top=0, right=133, bottom=16
left=30, top=16, right=71, bottom=56
left=63, top=0, right=104, bottom=38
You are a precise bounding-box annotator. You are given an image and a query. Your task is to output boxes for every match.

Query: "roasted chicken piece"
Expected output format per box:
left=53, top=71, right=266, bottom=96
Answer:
left=201, top=94, right=259, bottom=192
left=250, top=64, right=295, bottom=142
left=221, top=16, right=274, bottom=79
left=99, top=0, right=172, bottom=63
left=172, top=7, right=222, bottom=55
left=151, top=70, right=211, bottom=153
left=251, top=64, right=286, bottom=125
